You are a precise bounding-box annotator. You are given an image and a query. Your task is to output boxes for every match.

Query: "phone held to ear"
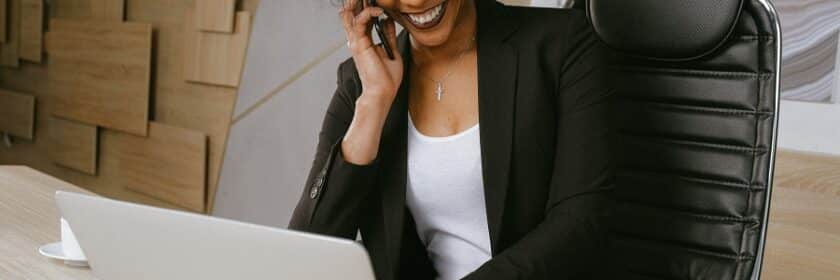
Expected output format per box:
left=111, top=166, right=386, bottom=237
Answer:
left=368, top=0, right=396, bottom=60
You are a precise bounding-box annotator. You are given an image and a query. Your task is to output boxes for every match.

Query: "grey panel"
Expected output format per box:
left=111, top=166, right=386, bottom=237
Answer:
left=214, top=49, right=348, bottom=227
left=232, top=0, right=345, bottom=117
left=214, top=0, right=350, bottom=227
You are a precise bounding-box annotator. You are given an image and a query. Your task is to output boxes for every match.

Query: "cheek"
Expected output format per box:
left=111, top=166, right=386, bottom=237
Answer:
left=446, top=0, right=462, bottom=22
left=376, top=0, right=399, bottom=10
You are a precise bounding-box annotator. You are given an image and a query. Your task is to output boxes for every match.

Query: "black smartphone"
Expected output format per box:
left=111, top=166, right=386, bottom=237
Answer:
left=367, top=0, right=395, bottom=60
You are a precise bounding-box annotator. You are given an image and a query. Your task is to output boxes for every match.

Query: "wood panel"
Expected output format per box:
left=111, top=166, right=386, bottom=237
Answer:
left=195, top=0, right=236, bottom=33
left=48, top=117, right=98, bottom=175
left=50, top=0, right=124, bottom=21
left=0, top=0, right=19, bottom=67
left=183, top=10, right=251, bottom=87
left=45, top=19, right=152, bottom=136
left=115, top=122, right=207, bottom=212
left=19, top=0, right=42, bottom=62
left=0, top=0, right=7, bottom=42
left=0, top=0, right=259, bottom=214
left=0, top=88, right=35, bottom=139
left=127, top=0, right=259, bottom=213
left=89, top=0, right=124, bottom=20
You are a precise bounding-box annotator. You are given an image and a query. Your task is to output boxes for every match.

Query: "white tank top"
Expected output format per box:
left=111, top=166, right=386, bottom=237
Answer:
left=406, top=114, right=492, bottom=280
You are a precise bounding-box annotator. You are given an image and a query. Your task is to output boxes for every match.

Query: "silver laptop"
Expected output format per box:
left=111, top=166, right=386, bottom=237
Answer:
left=55, top=191, right=375, bottom=280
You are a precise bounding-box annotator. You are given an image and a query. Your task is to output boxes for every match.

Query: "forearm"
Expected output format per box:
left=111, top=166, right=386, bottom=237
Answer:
left=341, top=94, right=393, bottom=165
left=462, top=192, right=612, bottom=280
left=289, top=80, right=390, bottom=237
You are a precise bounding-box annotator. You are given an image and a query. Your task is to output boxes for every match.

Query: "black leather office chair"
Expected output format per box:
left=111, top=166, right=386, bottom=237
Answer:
left=586, top=0, right=781, bottom=279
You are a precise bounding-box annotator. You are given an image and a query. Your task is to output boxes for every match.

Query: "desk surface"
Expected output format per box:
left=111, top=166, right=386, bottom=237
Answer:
left=1, top=154, right=838, bottom=279
left=0, top=166, right=97, bottom=280
left=761, top=150, right=840, bottom=280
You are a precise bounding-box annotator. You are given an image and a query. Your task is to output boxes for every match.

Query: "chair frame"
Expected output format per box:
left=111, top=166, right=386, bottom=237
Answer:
left=751, top=0, right=782, bottom=279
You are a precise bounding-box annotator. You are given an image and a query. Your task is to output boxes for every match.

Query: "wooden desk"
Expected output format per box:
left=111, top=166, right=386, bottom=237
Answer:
left=761, top=150, right=840, bottom=280
left=0, top=166, right=97, bottom=279
left=1, top=151, right=838, bottom=279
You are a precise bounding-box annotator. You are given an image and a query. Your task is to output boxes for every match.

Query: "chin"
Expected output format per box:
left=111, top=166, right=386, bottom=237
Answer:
left=408, top=27, right=455, bottom=47
left=395, top=0, right=462, bottom=48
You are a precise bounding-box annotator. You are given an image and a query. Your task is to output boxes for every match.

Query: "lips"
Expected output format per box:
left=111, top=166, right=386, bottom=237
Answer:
left=402, top=0, right=448, bottom=29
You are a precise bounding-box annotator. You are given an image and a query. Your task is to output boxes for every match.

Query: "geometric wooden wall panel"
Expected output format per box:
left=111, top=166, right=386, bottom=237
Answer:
left=0, top=0, right=7, bottom=42
left=184, top=10, right=251, bottom=88
left=195, top=0, right=236, bottom=33
left=20, top=0, right=43, bottom=63
left=0, top=88, right=35, bottom=139
left=45, top=19, right=152, bottom=136
left=115, top=122, right=207, bottom=212
left=50, top=0, right=124, bottom=21
left=88, top=0, right=123, bottom=21
left=48, top=117, right=98, bottom=175
left=0, top=0, right=20, bottom=67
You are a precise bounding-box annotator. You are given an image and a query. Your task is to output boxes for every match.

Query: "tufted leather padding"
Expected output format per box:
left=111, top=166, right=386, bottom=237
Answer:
left=588, top=0, right=781, bottom=279
left=588, top=0, right=744, bottom=61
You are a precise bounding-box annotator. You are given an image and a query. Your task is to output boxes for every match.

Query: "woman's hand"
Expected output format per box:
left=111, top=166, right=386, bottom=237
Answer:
left=338, top=0, right=403, bottom=165
left=340, top=0, right=403, bottom=102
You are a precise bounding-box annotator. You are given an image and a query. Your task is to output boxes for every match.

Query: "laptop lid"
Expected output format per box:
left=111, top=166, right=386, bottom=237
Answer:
left=55, top=191, right=375, bottom=280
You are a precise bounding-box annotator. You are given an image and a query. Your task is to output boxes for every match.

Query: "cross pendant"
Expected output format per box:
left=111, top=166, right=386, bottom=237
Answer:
left=435, top=81, right=444, bottom=101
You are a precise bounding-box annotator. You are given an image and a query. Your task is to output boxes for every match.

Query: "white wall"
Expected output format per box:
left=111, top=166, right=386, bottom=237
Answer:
left=777, top=34, right=840, bottom=155
left=775, top=1, right=840, bottom=156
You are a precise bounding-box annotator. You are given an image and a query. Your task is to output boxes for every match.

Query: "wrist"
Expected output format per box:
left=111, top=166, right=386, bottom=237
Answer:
left=355, top=93, right=393, bottom=116
left=341, top=93, right=392, bottom=165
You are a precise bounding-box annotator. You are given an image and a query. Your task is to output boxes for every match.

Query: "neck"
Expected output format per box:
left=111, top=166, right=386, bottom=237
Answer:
left=410, top=0, right=477, bottom=65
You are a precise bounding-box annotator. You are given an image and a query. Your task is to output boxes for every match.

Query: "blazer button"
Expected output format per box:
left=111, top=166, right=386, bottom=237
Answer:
left=310, top=176, right=324, bottom=199
left=309, top=185, right=320, bottom=199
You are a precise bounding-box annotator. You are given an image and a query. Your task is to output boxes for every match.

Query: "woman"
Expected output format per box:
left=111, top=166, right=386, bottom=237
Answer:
left=290, top=0, right=614, bottom=279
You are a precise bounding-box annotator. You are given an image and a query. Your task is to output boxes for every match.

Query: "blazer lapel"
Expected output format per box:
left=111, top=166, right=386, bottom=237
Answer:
left=379, top=30, right=412, bottom=279
left=379, top=2, right=521, bottom=276
left=475, top=0, right=520, bottom=253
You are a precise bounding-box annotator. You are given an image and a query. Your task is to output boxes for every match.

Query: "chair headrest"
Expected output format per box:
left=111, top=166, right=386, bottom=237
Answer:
left=587, top=0, right=744, bottom=61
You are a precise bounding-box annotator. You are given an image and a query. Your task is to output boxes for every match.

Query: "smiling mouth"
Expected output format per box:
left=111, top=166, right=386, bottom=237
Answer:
left=402, top=0, right=448, bottom=30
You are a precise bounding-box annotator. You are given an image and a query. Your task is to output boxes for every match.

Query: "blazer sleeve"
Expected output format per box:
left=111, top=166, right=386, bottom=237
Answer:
left=288, top=60, right=380, bottom=240
left=463, top=13, right=615, bottom=280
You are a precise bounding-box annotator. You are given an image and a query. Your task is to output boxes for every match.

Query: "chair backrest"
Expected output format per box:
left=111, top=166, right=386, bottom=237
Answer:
left=587, top=0, right=781, bottom=279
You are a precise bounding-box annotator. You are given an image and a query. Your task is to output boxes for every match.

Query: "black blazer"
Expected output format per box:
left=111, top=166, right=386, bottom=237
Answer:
left=290, top=1, right=614, bottom=279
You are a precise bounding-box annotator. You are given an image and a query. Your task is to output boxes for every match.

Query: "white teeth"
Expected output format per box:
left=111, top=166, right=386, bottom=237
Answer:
left=407, top=3, right=443, bottom=25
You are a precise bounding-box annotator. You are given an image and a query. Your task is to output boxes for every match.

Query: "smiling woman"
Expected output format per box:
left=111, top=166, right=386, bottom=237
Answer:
left=288, top=0, right=615, bottom=280
left=403, top=1, right=446, bottom=28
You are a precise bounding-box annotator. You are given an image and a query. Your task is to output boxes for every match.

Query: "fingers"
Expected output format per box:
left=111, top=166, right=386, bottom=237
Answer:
left=339, top=4, right=384, bottom=55
left=340, top=6, right=354, bottom=40
left=344, top=0, right=360, bottom=14
left=351, top=7, right=383, bottom=39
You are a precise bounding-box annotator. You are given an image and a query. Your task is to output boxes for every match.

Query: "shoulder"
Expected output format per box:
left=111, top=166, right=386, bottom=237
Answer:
left=503, top=5, right=606, bottom=73
left=501, top=5, right=603, bottom=71
left=505, top=5, right=593, bottom=45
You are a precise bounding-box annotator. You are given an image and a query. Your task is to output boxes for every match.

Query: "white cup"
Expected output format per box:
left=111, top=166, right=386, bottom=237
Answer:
left=60, top=218, right=87, bottom=260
